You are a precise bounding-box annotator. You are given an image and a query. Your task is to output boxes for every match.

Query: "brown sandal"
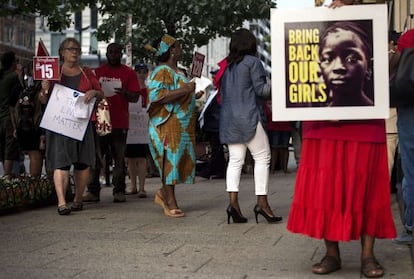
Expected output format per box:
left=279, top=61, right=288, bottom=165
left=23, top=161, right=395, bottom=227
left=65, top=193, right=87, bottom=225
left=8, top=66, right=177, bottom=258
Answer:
left=361, top=257, right=384, bottom=278
left=312, top=255, right=341, bottom=274
left=154, top=190, right=167, bottom=209
left=163, top=208, right=185, bottom=218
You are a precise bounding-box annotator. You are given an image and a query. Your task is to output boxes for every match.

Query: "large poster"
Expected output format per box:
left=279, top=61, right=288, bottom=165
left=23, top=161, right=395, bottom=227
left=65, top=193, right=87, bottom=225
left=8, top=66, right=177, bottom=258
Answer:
left=271, top=4, right=389, bottom=121
left=40, top=84, right=95, bottom=141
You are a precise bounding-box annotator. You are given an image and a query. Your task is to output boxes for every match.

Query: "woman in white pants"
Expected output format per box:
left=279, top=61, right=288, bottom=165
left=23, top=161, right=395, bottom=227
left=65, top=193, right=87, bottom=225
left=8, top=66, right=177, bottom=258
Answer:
left=215, top=28, right=282, bottom=224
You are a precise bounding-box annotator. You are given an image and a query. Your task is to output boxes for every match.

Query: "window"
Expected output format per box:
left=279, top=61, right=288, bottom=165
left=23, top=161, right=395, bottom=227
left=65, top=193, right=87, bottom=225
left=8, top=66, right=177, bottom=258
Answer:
left=90, top=32, right=98, bottom=53
left=4, top=25, right=13, bottom=43
left=51, top=33, right=66, bottom=56
left=91, top=7, right=98, bottom=29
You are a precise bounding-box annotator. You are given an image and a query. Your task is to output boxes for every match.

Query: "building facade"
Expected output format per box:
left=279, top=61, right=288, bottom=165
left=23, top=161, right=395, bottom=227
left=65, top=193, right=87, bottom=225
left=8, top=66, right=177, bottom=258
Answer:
left=0, top=12, right=35, bottom=66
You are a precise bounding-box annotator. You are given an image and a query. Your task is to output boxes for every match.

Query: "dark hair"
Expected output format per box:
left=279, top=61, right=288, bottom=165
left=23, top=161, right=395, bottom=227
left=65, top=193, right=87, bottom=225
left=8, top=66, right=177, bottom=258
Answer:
left=319, top=21, right=372, bottom=61
left=0, top=51, right=16, bottom=79
left=227, top=28, right=257, bottom=66
left=107, top=42, right=124, bottom=53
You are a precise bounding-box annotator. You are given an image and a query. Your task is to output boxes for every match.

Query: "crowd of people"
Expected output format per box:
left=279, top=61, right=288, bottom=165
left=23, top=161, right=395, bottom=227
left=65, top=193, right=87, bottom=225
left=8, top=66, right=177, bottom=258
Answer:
left=1, top=0, right=413, bottom=277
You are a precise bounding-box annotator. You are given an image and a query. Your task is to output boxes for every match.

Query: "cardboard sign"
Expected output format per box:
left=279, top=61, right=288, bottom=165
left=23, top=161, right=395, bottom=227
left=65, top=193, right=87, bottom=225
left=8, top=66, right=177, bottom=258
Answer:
left=190, top=52, right=205, bottom=78
left=40, top=84, right=95, bottom=141
left=271, top=4, right=389, bottom=121
left=33, top=56, right=60, bottom=80
left=126, top=97, right=149, bottom=144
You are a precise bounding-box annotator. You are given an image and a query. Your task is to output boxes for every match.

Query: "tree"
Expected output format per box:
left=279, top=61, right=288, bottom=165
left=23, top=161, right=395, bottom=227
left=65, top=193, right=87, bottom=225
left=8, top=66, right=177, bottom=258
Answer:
left=1, top=0, right=276, bottom=65
left=0, top=0, right=93, bottom=31
left=97, top=0, right=276, bottom=65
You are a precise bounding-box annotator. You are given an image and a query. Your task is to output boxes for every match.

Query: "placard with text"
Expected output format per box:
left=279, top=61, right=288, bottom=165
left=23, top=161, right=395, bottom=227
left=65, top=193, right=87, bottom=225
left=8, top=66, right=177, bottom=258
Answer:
left=40, top=84, right=95, bottom=141
left=33, top=56, right=60, bottom=80
left=270, top=4, right=389, bottom=121
left=190, top=52, right=205, bottom=78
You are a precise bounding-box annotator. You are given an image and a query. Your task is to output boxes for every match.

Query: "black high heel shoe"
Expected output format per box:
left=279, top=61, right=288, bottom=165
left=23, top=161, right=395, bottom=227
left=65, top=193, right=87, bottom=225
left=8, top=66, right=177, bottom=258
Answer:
left=226, top=205, right=248, bottom=224
left=254, top=204, right=282, bottom=223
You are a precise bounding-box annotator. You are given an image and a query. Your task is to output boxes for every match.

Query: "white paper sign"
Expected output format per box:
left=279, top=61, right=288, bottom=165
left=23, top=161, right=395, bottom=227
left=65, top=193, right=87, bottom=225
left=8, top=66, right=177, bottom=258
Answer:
left=40, top=83, right=96, bottom=141
left=126, top=97, right=149, bottom=144
left=195, top=76, right=212, bottom=93
left=100, top=80, right=121, bottom=97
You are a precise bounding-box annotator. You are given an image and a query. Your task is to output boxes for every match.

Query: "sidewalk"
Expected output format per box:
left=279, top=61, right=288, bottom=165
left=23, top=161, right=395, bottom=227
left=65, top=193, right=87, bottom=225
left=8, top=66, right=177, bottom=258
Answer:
left=0, top=162, right=413, bottom=278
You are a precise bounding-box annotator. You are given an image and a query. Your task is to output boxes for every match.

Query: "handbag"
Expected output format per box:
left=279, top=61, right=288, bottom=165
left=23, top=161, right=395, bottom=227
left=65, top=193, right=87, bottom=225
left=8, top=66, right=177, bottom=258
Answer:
left=389, top=48, right=414, bottom=107
left=95, top=98, right=112, bottom=136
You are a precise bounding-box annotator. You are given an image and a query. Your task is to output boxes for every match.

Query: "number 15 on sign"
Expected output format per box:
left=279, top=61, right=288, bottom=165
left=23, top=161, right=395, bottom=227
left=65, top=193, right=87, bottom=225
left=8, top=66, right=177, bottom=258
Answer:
left=33, top=56, right=60, bottom=80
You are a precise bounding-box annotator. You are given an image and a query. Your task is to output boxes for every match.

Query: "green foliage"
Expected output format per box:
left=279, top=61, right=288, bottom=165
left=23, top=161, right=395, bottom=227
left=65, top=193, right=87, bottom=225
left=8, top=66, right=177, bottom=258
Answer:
left=97, top=0, right=275, bottom=66
left=1, top=0, right=276, bottom=65
left=0, top=0, right=93, bottom=31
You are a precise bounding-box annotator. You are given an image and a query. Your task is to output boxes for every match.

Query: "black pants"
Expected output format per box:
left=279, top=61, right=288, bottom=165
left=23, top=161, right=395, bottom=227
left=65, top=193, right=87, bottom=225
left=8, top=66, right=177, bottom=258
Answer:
left=200, top=131, right=226, bottom=178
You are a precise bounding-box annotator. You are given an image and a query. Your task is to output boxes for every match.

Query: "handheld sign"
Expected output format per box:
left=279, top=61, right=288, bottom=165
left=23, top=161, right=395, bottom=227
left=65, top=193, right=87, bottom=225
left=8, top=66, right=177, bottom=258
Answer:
left=126, top=97, right=149, bottom=144
left=33, top=56, right=60, bottom=80
left=270, top=4, right=389, bottom=121
left=190, top=52, right=205, bottom=78
left=40, top=84, right=95, bottom=141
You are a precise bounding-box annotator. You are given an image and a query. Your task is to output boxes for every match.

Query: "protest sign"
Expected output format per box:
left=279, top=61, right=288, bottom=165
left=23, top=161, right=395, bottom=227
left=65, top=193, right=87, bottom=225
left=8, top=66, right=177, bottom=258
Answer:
left=40, top=84, right=95, bottom=141
left=191, top=52, right=205, bottom=78
left=126, top=96, right=149, bottom=144
left=33, top=56, right=60, bottom=80
left=271, top=4, right=389, bottom=121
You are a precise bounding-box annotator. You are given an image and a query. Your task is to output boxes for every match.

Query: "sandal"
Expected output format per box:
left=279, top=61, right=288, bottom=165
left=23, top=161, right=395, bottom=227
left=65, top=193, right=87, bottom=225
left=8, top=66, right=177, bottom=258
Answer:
left=154, top=190, right=167, bottom=209
left=312, top=255, right=341, bottom=274
left=361, top=257, right=384, bottom=278
left=163, top=208, right=185, bottom=218
left=57, top=204, right=71, bottom=215
left=71, top=202, right=83, bottom=211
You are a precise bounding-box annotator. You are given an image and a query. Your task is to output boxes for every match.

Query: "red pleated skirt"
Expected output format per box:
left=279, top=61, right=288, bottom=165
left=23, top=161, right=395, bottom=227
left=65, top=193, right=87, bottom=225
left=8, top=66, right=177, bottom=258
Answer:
left=287, top=138, right=396, bottom=241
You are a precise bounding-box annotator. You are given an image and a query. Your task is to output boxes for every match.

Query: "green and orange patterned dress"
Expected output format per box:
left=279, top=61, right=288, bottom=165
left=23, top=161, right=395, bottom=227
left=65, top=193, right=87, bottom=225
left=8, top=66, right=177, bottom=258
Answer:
left=147, top=65, right=196, bottom=185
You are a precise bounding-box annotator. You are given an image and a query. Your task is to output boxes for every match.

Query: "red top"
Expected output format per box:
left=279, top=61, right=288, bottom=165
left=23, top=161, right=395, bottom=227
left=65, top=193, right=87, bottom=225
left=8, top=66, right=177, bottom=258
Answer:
left=213, top=58, right=228, bottom=104
left=94, top=64, right=140, bottom=129
left=303, top=119, right=386, bottom=143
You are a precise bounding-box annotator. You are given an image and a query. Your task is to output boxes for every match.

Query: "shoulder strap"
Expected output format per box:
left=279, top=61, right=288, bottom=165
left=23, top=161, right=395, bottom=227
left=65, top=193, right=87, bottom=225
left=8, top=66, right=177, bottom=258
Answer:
left=79, top=66, right=93, bottom=90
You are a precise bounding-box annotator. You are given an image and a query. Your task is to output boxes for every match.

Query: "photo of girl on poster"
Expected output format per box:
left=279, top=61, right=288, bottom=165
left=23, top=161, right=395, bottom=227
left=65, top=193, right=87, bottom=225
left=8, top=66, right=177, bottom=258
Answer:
left=284, top=19, right=374, bottom=108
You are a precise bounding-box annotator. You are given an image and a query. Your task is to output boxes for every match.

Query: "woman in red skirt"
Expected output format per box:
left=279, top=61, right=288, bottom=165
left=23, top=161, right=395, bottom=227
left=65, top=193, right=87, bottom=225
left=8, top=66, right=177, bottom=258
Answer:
left=287, top=1, right=396, bottom=277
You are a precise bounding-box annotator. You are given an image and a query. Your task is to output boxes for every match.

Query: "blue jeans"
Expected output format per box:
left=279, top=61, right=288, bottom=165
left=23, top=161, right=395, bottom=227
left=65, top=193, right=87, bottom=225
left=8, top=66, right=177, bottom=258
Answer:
left=397, top=105, right=414, bottom=231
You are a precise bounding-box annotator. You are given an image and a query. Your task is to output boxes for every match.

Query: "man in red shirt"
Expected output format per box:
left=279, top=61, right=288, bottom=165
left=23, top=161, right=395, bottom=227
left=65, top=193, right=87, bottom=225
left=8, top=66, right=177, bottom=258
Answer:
left=83, top=43, right=140, bottom=203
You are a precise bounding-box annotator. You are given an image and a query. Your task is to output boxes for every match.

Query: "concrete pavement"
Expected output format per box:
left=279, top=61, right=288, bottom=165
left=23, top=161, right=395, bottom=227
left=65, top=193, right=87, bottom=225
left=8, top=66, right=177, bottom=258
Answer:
left=0, top=162, right=413, bottom=279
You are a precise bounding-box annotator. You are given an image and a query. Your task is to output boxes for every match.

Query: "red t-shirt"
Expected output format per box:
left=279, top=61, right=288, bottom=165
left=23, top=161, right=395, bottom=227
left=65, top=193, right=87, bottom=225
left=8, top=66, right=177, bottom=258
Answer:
left=94, top=64, right=140, bottom=129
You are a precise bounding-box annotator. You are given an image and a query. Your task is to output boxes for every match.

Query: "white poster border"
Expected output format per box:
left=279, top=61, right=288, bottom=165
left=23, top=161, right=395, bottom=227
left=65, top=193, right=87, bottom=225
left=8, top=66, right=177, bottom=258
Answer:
left=270, top=4, right=389, bottom=121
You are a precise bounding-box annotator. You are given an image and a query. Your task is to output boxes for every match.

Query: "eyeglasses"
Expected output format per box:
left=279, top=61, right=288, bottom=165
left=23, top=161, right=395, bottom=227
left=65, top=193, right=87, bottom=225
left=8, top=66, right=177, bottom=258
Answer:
left=64, top=47, right=81, bottom=53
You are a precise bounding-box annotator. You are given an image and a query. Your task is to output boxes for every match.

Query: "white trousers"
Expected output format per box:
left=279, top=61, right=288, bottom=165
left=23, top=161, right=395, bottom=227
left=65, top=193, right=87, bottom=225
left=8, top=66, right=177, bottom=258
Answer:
left=226, top=122, right=270, bottom=195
